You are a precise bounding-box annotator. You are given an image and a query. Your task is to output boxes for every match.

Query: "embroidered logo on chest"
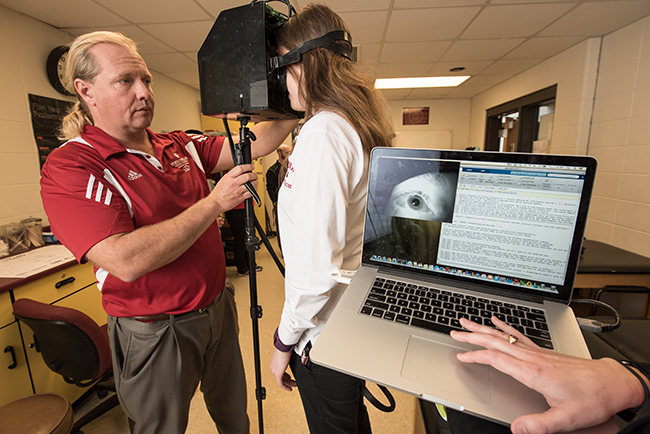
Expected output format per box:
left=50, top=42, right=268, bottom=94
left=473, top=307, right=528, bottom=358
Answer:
left=170, top=153, right=191, bottom=172
left=127, top=170, right=143, bottom=181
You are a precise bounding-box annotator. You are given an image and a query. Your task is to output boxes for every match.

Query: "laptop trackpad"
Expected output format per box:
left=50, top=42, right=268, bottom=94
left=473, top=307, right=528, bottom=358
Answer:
left=401, top=336, right=490, bottom=403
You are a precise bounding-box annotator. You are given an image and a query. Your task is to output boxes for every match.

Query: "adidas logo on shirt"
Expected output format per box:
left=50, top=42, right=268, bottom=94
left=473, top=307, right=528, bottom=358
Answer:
left=127, top=170, right=143, bottom=181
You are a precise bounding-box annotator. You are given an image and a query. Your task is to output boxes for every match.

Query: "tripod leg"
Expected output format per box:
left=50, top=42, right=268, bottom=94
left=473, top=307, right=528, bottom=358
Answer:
left=244, top=197, right=266, bottom=434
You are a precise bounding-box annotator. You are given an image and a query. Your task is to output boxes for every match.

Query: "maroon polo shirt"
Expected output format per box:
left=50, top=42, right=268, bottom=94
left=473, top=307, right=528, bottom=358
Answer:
left=40, top=125, right=227, bottom=317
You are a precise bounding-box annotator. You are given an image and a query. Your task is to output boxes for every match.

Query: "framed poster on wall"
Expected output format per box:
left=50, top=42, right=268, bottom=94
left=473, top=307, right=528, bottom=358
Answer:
left=28, top=94, right=74, bottom=168
left=402, top=107, right=429, bottom=126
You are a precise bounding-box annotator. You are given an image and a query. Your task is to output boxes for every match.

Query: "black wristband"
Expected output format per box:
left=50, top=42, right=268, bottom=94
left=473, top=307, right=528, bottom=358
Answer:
left=620, top=360, right=650, bottom=412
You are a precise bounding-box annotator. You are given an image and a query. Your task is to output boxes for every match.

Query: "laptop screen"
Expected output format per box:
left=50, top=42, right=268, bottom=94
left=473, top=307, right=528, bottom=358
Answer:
left=362, top=148, right=597, bottom=303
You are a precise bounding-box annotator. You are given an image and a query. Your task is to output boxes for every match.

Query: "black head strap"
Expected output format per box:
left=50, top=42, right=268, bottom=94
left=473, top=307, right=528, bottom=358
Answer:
left=269, top=30, right=352, bottom=71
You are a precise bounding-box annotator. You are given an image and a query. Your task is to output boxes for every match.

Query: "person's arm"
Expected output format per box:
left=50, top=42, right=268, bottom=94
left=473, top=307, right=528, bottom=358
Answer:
left=270, top=330, right=298, bottom=392
left=85, top=164, right=256, bottom=282
left=213, top=119, right=298, bottom=173
left=450, top=317, right=649, bottom=434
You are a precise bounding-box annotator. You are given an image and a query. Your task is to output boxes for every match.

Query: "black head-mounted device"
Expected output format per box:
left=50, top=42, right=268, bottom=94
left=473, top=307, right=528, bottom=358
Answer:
left=268, top=30, right=353, bottom=71
left=198, top=0, right=353, bottom=121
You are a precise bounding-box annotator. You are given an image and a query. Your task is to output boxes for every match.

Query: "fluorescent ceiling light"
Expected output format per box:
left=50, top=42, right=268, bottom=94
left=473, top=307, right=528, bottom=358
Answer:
left=375, top=76, right=470, bottom=89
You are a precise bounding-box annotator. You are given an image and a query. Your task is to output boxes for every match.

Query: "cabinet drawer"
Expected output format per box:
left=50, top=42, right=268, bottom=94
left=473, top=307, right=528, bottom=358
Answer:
left=14, top=263, right=96, bottom=305
left=56, top=283, right=106, bottom=326
left=0, top=322, right=33, bottom=406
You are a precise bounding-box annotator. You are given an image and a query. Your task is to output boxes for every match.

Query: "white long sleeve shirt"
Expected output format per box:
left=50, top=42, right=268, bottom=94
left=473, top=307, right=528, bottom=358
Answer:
left=277, top=111, right=369, bottom=355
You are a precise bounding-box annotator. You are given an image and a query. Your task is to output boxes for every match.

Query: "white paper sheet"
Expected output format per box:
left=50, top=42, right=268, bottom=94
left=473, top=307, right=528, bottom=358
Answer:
left=0, top=245, right=75, bottom=278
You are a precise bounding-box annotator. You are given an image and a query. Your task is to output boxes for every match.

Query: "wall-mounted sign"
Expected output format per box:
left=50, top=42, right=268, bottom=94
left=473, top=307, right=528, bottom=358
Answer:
left=402, top=107, right=429, bottom=126
left=28, top=94, right=74, bottom=168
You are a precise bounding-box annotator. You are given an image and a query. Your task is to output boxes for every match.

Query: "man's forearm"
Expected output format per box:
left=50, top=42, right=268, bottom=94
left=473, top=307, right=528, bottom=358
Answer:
left=85, top=194, right=224, bottom=282
left=85, top=166, right=256, bottom=281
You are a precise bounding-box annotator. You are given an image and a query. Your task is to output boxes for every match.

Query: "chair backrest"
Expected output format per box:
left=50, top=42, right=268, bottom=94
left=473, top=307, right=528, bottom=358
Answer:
left=12, top=298, right=111, bottom=387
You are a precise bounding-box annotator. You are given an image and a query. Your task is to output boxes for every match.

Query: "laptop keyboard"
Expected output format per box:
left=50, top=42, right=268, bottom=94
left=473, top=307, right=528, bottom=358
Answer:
left=360, top=277, right=554, bottom=350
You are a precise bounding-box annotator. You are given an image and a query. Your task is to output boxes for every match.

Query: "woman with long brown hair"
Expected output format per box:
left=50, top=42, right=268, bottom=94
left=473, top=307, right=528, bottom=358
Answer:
left=269, top=4, right=393, bottom=433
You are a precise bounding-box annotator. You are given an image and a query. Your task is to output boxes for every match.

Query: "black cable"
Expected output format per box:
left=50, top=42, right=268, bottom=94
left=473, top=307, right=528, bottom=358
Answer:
left=362, top=381, right=396, bottom=413
left=570, top=299, right=622, bottom=332
left=250, top=0, right=296, bottom=18
left=253, top=213, right=285, bottom=277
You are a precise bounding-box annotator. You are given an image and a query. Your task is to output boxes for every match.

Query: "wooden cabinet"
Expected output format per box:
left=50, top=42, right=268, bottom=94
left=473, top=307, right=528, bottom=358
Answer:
left=15, top=263, right=98, bottom=307
left=1, top=261, right=105, bottom=406
left=0, top=291, right=32, bottom=407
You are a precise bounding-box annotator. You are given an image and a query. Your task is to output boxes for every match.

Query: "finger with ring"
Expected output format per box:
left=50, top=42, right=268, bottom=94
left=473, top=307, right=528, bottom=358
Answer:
left=508, top=335, right=519, bottom=344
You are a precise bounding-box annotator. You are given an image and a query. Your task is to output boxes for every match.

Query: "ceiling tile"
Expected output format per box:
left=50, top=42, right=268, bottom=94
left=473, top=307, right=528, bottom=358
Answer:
left=385, top=7, right=481, bottom=42
left=445, top=85, right=491, bottom=98
left=462, top=75, right=511, bottom=86
left=65, top=25, right=176, bottom=54
left=503, top=36, right=585, bottom=60
left=296, top=0, right=391, bottom=12
left=357, top=43, right=381, bottom=64
left=338, top=10, right=388, bottom=44
left=162, top=71, right=200, bottom=89
left=461, top=3, right=575, bottom=39
left=408, top=87, right=454, bottom=99
left=96, top=0, right=212, bottom=23
left=194, top=0, right=253, bottom=18
left=539, top=1, right=650, bottom=37
left=376, top=63, right=435, bottom=78
left=140, top=21, right=214, bottom=52
left=479, top=58, right=543, bottom=75
left=441, top=38, right=525, bottom=61
left=426, top=60, right=493, bottom=76
left=393, top=0, right=488, bottom=6
left=378, top=88, right=412, bottom=100
left=141, top=52, right=197, bottom=74
left=380, top=41, right=453, bottom=64
left=490, top=0, right=576, bottom=3
left=0, top=0, right=127, bottom=27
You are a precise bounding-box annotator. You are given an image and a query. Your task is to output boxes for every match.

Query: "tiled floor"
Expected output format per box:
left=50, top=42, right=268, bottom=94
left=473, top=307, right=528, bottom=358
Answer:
left=81, top=236, right=418, bottom=434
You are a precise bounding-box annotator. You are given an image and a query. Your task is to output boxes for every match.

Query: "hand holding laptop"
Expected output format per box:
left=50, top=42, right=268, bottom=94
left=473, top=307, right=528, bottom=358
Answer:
left=451, top=317, right=642, bottom=434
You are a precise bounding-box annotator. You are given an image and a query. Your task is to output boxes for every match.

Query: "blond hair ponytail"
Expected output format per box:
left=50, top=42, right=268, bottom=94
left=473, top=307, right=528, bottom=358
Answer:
left=59, top=102, right=94, bottom=141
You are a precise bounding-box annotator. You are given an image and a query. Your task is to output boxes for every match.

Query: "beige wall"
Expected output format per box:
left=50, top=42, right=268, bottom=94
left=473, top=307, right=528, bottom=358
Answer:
left=587, top=16, right=650, bottom=258
left=468, top=16, right=650, bottom=258
left=0, top=5, right=201, bottom=228
left=388, top=99, right=471, bottom=150
left=0, top=6, right=71, bottom=229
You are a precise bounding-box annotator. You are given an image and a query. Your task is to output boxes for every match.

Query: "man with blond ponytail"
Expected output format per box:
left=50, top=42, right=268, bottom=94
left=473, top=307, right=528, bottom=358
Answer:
left=40, top=31, right=296, bottom=434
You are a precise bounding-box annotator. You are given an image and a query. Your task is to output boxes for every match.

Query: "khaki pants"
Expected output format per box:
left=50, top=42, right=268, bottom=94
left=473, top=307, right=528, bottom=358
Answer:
left=107, top=282, right=250, bottom=434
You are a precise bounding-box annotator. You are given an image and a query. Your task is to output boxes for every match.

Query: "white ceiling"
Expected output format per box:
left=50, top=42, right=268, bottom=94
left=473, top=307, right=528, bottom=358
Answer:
left=2, top=0, right=650, bottom=99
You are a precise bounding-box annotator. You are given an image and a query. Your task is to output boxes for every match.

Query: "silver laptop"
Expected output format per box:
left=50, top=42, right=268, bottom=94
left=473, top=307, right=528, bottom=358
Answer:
left=310, top=148, right=597, bottom=425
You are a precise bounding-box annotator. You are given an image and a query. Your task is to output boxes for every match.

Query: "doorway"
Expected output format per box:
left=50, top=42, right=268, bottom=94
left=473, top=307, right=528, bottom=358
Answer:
left=484, top=85, right=556, bottom=153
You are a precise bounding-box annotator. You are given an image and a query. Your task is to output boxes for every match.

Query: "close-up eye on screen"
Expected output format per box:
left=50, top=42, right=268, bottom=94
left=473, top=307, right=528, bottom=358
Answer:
left=385, top=172, right=457, bottom=223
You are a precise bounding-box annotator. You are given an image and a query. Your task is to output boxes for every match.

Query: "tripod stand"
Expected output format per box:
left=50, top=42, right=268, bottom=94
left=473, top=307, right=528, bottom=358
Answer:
left=223, top=115, right=284, bottom=434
